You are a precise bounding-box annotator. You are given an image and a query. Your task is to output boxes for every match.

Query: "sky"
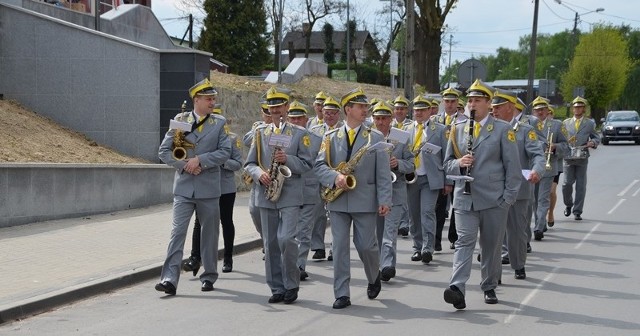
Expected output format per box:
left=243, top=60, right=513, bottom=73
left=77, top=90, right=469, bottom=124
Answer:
left=151, top=0, right=640, bottom=68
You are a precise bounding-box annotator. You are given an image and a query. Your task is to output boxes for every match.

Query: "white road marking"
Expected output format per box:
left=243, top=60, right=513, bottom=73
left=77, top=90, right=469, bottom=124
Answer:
left=504, top=267, right=559, bottom=324
left=607, top=198, right=626, bottom=215
left=575, top=223, right=601, bottom=250
left=617, top=180, right=639, bottom=197
left=633, top=186, right=640, bottom=197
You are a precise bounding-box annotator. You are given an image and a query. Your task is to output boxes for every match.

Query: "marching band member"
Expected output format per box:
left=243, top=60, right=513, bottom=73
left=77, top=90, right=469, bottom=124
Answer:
left=307, top=91, right=327, bottom=128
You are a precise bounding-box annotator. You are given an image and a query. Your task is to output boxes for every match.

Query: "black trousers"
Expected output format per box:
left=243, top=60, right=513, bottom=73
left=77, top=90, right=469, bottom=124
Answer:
left=190, top=192, right=237, bottom=260
left=435, top=192, right=458, bottom=246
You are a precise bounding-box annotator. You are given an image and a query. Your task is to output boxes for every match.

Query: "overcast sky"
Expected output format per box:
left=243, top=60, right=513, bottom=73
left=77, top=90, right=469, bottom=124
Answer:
left=151, top=0, right=640, bottom=68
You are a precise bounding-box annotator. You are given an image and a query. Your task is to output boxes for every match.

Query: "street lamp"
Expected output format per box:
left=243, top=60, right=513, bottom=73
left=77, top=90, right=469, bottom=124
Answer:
left=554, top=1, right=604, bottom=34
left=545, top=65, right=555, bottom=98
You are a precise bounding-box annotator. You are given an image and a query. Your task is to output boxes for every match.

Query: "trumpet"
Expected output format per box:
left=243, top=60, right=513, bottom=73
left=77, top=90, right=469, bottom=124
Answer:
left=172, top=100, right=195, bottom=160
left=544, top=128, right=553, bottom=171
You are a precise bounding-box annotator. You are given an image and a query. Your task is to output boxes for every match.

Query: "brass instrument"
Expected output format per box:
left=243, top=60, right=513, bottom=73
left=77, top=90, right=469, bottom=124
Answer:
left=172, top=100, right=195, bottom=160
left=463, top=110, right=476, bottom=195
left=544, top=128, right=554, bottom=170
left=321, top=133, right=372, bottom=202
left=385, top=141, right=397, bottom=183
left=241, top=171, right=253, bottom=185
left=405, top=125, right=427, bottom=185
left=264, top=121, right=292, bottom=202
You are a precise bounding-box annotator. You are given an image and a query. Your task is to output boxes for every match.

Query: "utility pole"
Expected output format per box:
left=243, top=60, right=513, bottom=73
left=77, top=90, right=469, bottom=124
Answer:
left=404, top=0, right=414, bottom=100
left=526, top=0, right=539, bottom=107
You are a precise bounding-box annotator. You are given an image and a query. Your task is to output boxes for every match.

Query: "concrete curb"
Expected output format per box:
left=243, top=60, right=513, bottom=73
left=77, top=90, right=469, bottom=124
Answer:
left=0, top=238, right=263, bottom=325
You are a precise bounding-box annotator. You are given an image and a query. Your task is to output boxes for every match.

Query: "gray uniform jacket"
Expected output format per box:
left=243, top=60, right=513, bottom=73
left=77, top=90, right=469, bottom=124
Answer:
left=302, top=132, right=323, bottom=205
left=159, top=112, right=231, bottom=199
left=388, top=137, right=415, bottom=206
left=562, top=117, right=600, bottom=164
left=513, top=121, right=546, bottom=200
left=444, top=116, right=522, bottom=211
left=244, top=123, right=313, bottom=209
left=309, top=122, right=343, bottom=138
left=315, top=126, right=393, bottom=213
left=405, top=120, right=448, bottom=190
left=220, top=133, right=244, bottom=195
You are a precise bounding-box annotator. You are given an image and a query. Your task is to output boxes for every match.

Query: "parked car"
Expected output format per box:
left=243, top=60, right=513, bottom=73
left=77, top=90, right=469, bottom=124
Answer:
left=600, top=110, right=640, bottom=145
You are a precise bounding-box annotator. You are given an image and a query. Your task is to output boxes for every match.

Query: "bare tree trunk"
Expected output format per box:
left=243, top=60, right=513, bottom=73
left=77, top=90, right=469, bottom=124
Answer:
left=415, top=19, right=442, bottom=92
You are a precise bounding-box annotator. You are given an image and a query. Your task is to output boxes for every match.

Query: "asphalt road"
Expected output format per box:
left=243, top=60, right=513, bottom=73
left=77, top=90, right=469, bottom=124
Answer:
left=2, top=141, right=639, bottom=336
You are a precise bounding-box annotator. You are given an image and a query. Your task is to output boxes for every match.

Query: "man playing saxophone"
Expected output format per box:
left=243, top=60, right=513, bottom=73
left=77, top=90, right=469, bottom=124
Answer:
left=315, top=87, right=392, bottom=309
left=244, top=87, right=313, bottom=304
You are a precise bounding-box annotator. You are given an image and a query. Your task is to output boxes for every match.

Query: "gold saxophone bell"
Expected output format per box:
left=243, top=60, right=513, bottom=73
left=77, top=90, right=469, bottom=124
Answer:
left=344, top=174, right=357, bottom=190
left=172, top=147, right=187, bottom=161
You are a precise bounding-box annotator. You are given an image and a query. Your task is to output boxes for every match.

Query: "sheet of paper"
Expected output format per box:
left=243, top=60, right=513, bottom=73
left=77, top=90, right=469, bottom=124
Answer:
left=446, top=175, right=475, bottom=182
left=368, top=141, right=394, bottom=153
left=521, top=169, right=532, bottom=179
left=269, top=134, right=292, bottom=148
left=421, top=142, right=442, bottom=155
left=388, top=127, right=410, bottom=144
left=169, top=119, right=192, bottom=132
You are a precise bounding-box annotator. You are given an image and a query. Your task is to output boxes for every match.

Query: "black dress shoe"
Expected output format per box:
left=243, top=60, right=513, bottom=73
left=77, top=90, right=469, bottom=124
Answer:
left=548, top=220, right=555, bottom=227
left=484, top=289, right=498, bottom=304
left=201, top=280, right=214, bottom=292
left=443, top=285, right=466, bottom=310
left=501, top=256, right=510, bottom=265
left=268, top=294, right=284, bottom=303
left=450, top=242, right=455, bottom=250
left=543, top=226, right=548, bottom=233
left=332, top=296, right=351, bottom=309
left=534, top=230, right=543, bottom=241
left=527, top=243, right=532, bottom=253
left=514, top=267, right=526, bottom=280
left=422, top=251, right=433, bottom=264
left=222, top=258, right=233, bottom=273
left=411, top=251, right=422, bottom=261
left=435, top=243, right=442, bottom=252
left=575, top=214, right=582, bottom=221
left=381, top=266, right=396, bottom=281
left=564, top=206, right=572, bottom=217
left=398, top=227, right=409, bottom=237
left=182, top=256, right=201, bottom=277
left=367, top=273, right=382, bottom=299
left=299, top=267, right=309, bottom=281
left=312, top=249, right=326, bottom=260
left=283, top=287, right=299, bottom=304
left=477, top=254, right=481, bottom=262
left=327, top=250, right=333, bottom=261
left=155, top=281, right=176, bottom=296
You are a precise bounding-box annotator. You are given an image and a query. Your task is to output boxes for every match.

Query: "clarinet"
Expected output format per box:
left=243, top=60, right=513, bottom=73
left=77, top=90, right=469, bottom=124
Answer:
left=463, top=109, right=476, bottom=195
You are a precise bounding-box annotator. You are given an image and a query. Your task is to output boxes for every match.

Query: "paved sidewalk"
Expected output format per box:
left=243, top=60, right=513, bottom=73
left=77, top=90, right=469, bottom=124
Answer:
left=0, top=192, right=262, bottom=324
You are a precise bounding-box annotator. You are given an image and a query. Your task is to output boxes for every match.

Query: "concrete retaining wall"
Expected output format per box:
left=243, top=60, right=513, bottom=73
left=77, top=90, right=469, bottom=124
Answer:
left=0, top=164, right=175, bottom=228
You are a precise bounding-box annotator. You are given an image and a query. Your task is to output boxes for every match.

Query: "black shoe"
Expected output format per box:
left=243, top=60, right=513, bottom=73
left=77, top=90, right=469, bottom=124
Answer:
left=333, top=296, right=351, bottom=309
left=477, top=254, right=481, bottom=262
left=201, top=280, right=214, bottom=292
left=312, top=249, right=326, bottom=260
left=501, top=256, right=510, bottom=265
left=182, top=256, right=201, bottom=277
left=534, top=230, right=543, bottom=241
left=411, top=251, right=422, bottom=261
left=543, top=226, right=548, bottom=233
left=268, top=294, right=284, bottom=303
left=435, top=243, right=442, bottom=252
left=548, top=220, right=555, bottom=227
left=283, top=287, right=299, bottom=304
left=155, top=281, right=176, bottom=296
left=515, top=267, right=526, bottom=280
left=422, top=251, right=433, bottom=264
left=575, top=214, right=582, bottom=221
left=450, top=242, right=456, bottom=250
left=398, top=227, right=409, bottom=237
left=222, top=258, right=233, bottom=273
left=327, top=250, right=333, bottom=261
left=381, top=266, right=396, bottom=281
left=527, top=243, right=532, bottom=253
left=367, top=273, right=382, bottom=299
left=299, top=267, right=309, bottom=281
left=564, top=206, right=572, bottom=217
left=443, top=285, right=466, bottom=310
left=484, top=289, right=498, bottom=304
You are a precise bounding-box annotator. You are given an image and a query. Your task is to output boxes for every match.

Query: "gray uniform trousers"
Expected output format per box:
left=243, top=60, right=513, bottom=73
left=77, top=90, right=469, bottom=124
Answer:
left=331, top=211, right=380, bottom=298
left=248, top=186, right=262, bottom=238
left=451, top=206, right=508, bottom=295
left=503, top=199, right=529, bottom=270
left=562, top=160, right=588, bottom=215
left=297, top=202, right=323, bottom=269
left=408, top=175, right=440, bottom=254
left=310, top=202, right=328, bottom=251
left=533, top=176, right=553, bottom=233
left=260, top=206, right=301, bottom=295
left=398, top=204, right=411, bottom=231
left=161, top=195, right=220, bottom=286
left=376, top=204, right=403, bottom=269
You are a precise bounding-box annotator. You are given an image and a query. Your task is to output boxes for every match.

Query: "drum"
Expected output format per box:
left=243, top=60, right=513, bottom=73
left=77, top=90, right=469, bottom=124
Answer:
left=568, top=147, right=587, bottom=159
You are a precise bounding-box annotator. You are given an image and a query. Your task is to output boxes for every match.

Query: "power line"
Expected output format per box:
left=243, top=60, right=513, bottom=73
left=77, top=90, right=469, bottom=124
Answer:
left=541, top=0, right=572, bottom=21
left=455, top=21, right=572, bottom=35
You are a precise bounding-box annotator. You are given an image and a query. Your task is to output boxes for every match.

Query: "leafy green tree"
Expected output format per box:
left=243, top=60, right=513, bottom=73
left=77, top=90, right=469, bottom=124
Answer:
left=612, top=26, right=640, bottom=110
left=198, top=0, right=270, bottom=75
left=323, top=23, right=336, bottom=64
left=560, top=26, right=632, bottom=121
left=340, top=20, right=356, bottom=64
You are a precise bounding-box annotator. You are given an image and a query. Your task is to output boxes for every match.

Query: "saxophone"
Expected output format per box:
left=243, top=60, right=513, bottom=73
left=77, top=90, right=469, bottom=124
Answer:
left=321, top=134, right=371, bottom=202
left=172, top=100, right=195, bottom=160
left=264, top=123, right=292, bottom=202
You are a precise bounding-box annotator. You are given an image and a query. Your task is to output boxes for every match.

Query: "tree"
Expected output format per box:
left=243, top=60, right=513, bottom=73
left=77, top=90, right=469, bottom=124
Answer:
left=612, top=26, right=640, bottom=110
left=322, top=23, right=336, bottom=63
left=375, top=2, right=406, bottom=85
left=198, top=0, right=271, bottom=75
left=340, top=20, right=356, bottom=64
left=560, top=26, right=632, bottom=121
left=299, top=0, right=343, bottom=58
left=413, top=0, right=458, bottom=92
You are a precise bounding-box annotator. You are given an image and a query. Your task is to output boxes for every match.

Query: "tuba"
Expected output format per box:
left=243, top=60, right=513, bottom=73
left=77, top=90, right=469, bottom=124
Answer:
left=321, top=134, right=371, bottom=202
left=264, top=123, right=292, bottom=202
left=172, top=100, right=195, bottom=160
